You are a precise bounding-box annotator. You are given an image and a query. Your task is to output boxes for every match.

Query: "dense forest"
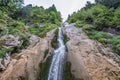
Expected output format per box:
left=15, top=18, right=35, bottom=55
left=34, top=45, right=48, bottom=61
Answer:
left=67, top=0, right=120, bottom=55
left=0, top=0, right=62, bottom=58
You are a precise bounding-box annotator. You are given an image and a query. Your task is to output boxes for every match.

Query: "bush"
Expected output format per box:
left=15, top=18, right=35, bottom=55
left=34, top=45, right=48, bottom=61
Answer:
left=0, top=11, right=5, bottom=20
left=28, top=24, right=57, bottom=37
left=20, top=35, right=30, bottom=49
left=94, top=8, right=115, bottom=30
left=114, top=7, right=120, bottom=30
left=0, top=48, right=13, bottom=58
left=76, top=21, right=96, bottom=30
left=0, top=19, right=6, bottom=24
left=87, top=31, right=113, bottom=44
left=109, top=36, right=120, bottom=55
left=8, top=21, right=25, bottom=32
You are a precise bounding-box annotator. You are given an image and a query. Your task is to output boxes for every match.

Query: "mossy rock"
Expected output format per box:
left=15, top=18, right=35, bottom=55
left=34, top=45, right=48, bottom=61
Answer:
left=18, top=76, right=26, bottom=80
left=63, top=62, right=76, bottom=80
left=39, top=55, right=51, bottom=80
left=51, top=28, right=58, bottom=48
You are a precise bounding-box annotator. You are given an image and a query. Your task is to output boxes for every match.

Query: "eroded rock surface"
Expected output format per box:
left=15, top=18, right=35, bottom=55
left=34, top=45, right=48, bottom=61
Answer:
left=0, top=29, right=56, bottom=80
left=28, top=35, right=40, bottom=48
left=63, top=24, right=120, bottom=80
left=1, top=35, right=22, bottom=48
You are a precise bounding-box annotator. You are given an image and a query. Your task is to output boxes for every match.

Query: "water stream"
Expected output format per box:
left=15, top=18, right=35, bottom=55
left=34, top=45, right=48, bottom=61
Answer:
left=47, top=27, right=66, bottom=80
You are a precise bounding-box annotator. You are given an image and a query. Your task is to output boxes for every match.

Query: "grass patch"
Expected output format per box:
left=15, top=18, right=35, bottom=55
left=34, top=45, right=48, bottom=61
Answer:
left=75, top=21, right=95, bottom=30
left=0, top=48, right=14, bottom=58
left=51, top=28, right=58, bottom=48
left=63, top=33, right=69, bottom=44
left=18, top=76, right=26, bottom=80
left=116, top=78, right=120, bottom=80
left=63, top=61, right=76, bottom=80
left=87, top=31, right=113, bottom=44
left=28, top=24, right=57, bottom=38
left=109, top=36, right=120, bottom=55
left=8, top=21, right=25, bottom=33
left=0, top=19, right=6, bottom=24
left=39, top=54, right=51, bottom=80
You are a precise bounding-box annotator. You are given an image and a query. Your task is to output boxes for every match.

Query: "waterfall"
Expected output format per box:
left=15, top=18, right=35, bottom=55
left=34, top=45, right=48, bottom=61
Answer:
left=47, top=27, right=66, bottom=80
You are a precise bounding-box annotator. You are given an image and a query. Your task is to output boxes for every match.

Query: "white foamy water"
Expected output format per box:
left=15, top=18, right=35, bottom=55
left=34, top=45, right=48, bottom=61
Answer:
left=47, top=27, right=66, bottom=80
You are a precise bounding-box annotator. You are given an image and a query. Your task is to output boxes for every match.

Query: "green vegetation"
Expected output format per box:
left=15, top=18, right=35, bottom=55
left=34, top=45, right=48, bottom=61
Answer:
left=39, top=50, right=51, bottom=80
left=109, top=36, right=120, bottom=55
left=28, top=24, right=57, bottom=38
left=63, top=62, right=76, bottom=80
left=43, top=49, right=49, bottom=59
left=67, top=0, right=120, bottom=55
left=0, top=0, right=24, bottom=12
left=51, top=28, right=58, bottom=48
left=10, top=4, right=62, bottom=26
left=18, top=76, right=26, bottom=80
left=0, top=48, right=13, bottom=58
left=63, top=34, right=69, bottom=44
left=116, top=78, right=120, bottom=80
left=68, top=3, right=120, bottom=30
left=0, top=0, right=62, bottom=58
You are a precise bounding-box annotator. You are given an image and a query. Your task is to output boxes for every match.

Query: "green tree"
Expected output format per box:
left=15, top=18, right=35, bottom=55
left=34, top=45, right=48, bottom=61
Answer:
left=95, top=0, right=120, bottom=8
left=0, top=0, right=24, bottom=12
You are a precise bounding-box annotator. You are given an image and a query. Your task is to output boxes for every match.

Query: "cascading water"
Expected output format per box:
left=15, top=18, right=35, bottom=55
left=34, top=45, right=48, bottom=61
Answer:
left=47, top=27, right=66, bottom=80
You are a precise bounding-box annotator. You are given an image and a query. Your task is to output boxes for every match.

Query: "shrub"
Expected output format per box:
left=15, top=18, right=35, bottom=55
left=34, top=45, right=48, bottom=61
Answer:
left=8, top=21, right=25, bottom=32
left=75, top=21, right=96, bottom=30
left=0, top=19, right=6, bottom=24
left=0, top=11, right=5, bottom=19
left=109, top=36, right=120, bottom=55
left=28, top=24, right=57, bottom=37
left=0, top=48, right=13, bottom=58
left=87, top=31, right=113, bottom=44
left=114, top=7, right=120, bottom=30
left=75, top=21, right=85, bottom=27
left=82, top=24, right=95, bottom=30
left=20, top=35, right=30, bottom=49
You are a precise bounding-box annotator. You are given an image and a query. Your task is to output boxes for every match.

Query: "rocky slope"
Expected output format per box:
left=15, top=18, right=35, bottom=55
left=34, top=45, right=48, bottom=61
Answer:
left=63, top=24, right=120, bottom=80
left=0, top=29, right=56, bottom=80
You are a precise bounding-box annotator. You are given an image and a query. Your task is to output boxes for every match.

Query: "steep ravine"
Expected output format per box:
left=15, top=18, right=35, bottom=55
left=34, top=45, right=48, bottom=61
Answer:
left=63, top=24, right=120, bottom=80
left=0, top=29, right=56, bottom=80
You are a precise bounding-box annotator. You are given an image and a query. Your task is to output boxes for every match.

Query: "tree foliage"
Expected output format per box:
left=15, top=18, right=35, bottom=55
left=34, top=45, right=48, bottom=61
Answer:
left=0, top=0, right=24, bottom=12
left=67, top=3, right=120, bottom=30
left=10, top=4, right=62, bottom=25
left=95, top=0, right=120, bottom=8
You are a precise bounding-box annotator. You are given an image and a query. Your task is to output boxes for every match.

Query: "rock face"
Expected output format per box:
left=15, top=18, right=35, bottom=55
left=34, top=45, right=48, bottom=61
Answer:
left=0, top=53, right=11, bottom=71
left=1, top=35, right=22, bottom=48
left=0, top=29, right=56, bottom=80
left=63, top=24, right=120, bottom=80
left=28, top=35, right=40, bottom=48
